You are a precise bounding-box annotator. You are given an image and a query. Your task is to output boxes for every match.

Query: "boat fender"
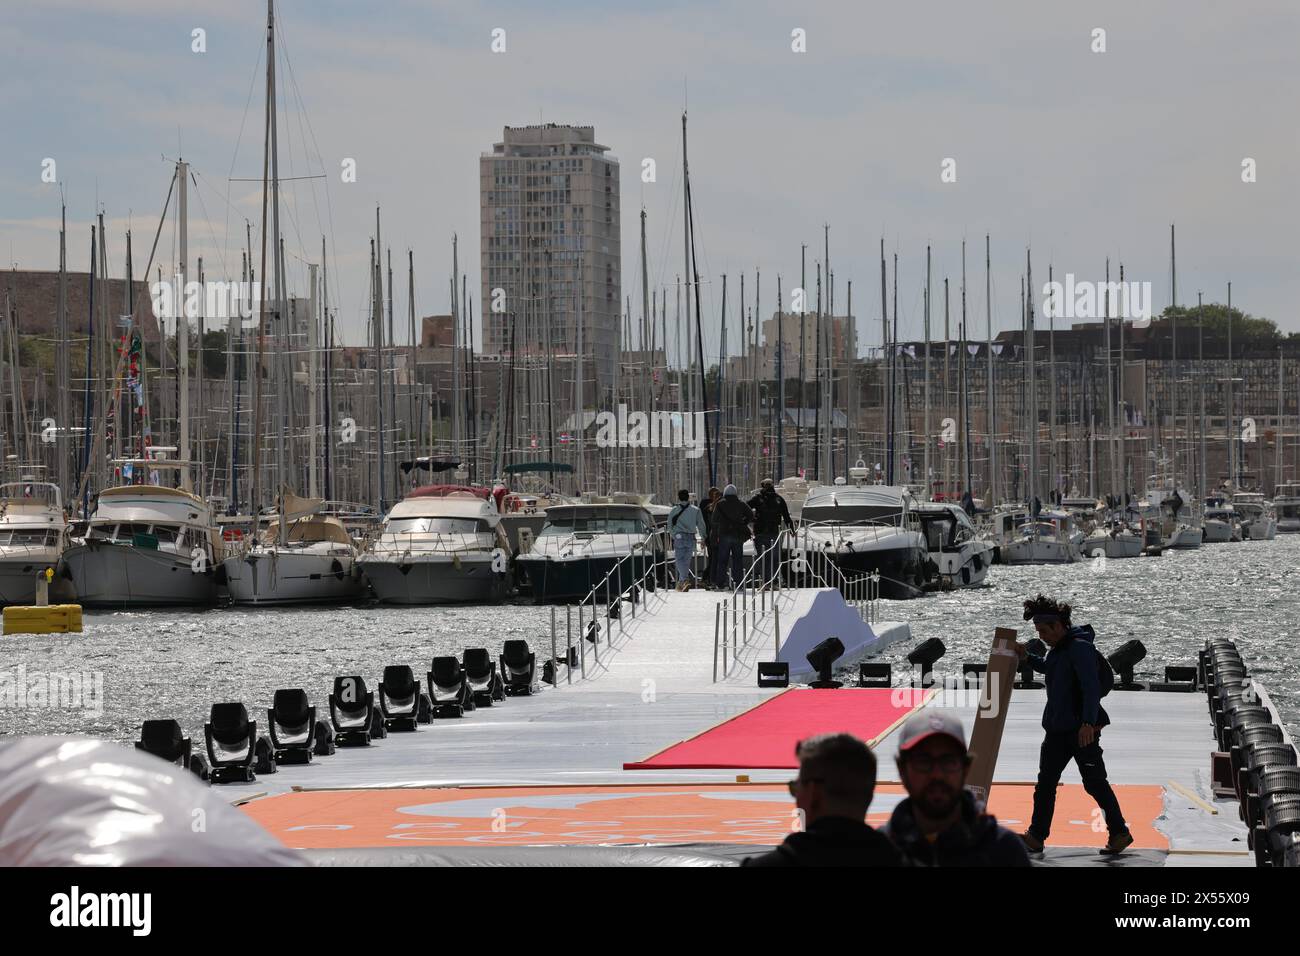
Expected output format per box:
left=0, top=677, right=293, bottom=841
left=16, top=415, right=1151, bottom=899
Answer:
left=972, top=552, right=984, bottom=572
left=962, top=565, right=971, bottom=585
left=330, top=558, right=344, bottom=579
left=607, top=601, right=620, bottom=620
left=586, top=620, right=601, bottom=643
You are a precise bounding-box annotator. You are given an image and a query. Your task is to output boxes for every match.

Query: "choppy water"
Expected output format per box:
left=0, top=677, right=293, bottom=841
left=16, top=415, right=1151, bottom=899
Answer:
left=2, top=536, right=1297, bottom=744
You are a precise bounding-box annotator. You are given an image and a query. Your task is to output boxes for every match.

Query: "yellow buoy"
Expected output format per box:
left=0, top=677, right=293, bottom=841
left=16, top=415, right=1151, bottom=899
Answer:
left=3, top=604, right=83, bottom=635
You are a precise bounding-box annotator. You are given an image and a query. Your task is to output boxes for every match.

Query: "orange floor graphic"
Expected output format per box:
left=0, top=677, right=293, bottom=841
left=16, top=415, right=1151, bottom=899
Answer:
left=243, top=782, right=1168, bottom=850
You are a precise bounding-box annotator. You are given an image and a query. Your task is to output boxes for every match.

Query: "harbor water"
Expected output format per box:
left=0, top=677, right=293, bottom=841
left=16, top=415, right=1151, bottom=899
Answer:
left=3, top=536, right=1297, bottom=744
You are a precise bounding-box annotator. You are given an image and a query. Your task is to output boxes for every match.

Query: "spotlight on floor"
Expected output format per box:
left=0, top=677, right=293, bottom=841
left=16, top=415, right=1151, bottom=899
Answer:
left=907, top=638, right=946, bottom=687
left=806, top=637, right=845, bottom=689
left=1016, top=638, right=1046, bottom=689
left=1107, top=640, right=1147, bottom=691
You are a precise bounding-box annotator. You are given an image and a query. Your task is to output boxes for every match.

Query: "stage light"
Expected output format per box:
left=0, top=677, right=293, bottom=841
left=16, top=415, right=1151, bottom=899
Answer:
left=906, top=638, right=946, bottom=687
left=1107, top=640, right=1147, bottom=690
left=806, top=637, right=845, bottom=689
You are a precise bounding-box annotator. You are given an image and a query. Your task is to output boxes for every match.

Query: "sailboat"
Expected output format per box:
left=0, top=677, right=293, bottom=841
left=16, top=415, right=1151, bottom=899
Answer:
left=223, top=494, right=362, bottom=605
left=222, top=0, right=363, bottom=606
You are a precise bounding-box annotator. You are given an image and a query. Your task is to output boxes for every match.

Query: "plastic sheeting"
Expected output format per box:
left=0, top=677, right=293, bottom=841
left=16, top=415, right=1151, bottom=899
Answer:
left=0, top=736, right=304, bottom=866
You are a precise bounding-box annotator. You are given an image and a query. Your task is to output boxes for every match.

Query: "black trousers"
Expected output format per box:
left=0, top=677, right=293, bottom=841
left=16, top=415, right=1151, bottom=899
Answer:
left=1029, top=729, right=1128, bottom=841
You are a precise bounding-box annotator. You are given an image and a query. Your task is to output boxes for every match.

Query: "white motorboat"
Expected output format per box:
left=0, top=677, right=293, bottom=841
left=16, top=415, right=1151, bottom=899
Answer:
left=222, top=496, right=363, bottom=606
left=794, top=479, right=930, bottom=599
left=0, top=481, right=77, bottom=605
left=1202, top=494, right=1239, bottom=544
left=1232, top=492, right=1277, bottom=540
left=514, top=500, right=662, bottom=603
left=914, top=501, right=994, bottom=588
left=62, top=484, right=222, bottom=607
left=1273, top=482, right=1300, bottom=533
left=359, top=488, right=511, bottom=605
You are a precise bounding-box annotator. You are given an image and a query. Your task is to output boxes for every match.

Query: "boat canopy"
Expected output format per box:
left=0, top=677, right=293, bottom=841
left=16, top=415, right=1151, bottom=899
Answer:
left=409, top=484, right=491, bottom=500
left=283, top=515, right=353, bottom=546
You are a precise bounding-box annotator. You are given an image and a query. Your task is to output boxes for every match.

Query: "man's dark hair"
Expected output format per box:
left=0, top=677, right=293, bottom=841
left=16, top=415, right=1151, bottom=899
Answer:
left=678, top=489, right=690, bottom=502
left=795, top=733, right=878, bottom=808
left=1023, top=593, right=1072, bottom=626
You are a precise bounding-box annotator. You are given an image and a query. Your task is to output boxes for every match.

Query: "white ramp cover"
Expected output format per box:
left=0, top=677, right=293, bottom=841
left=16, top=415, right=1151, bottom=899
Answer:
left=0, top=737, right=304, bottom=866
left=777, top=588, right=904, bottom=680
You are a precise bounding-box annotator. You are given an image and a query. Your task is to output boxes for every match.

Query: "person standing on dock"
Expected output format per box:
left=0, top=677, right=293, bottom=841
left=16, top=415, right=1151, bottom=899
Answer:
left=667, top=489, right=706, bottom=591
left=700, top=486, right=722, bottom=589
left=748, top=478, right=795, bottom=586
left=743, top=734, right=905, bottom=867
left=1015, top=594, right=1133, bottom=856
left=883, top=711, right=1030, bottom=866
left=712, top=484, right=754, bottom=590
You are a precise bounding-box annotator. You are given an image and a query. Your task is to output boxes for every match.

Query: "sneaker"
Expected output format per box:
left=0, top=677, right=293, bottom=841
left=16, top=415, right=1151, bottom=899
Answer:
left=1018, top=831, right=1045, bottom=854
left=1099, top=830, right=1134, bottom=855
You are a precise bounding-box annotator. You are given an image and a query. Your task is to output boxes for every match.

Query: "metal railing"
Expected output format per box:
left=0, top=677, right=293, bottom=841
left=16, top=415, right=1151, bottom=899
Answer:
left=547, top=530, right=674, bottom=686
left=711, top=531, right=881, bottom=682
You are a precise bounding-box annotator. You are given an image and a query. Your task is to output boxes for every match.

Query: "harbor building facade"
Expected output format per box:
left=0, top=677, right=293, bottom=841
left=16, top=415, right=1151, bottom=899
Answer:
left=479, top=124, right=621, bottom=391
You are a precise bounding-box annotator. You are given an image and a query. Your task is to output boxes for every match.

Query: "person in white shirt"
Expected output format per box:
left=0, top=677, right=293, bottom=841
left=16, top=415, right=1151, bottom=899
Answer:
left=667, top=489, right=706, bottom=590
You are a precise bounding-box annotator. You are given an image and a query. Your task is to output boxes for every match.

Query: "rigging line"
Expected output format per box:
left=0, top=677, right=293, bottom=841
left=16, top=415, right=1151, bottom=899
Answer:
left=187, top=169, right=232, bottom=278
left=225, top=29, right=266, bottom=288
left=279, top=27, right=330, bottom=268
left=276, top=17, right=342, bottom=319
left=227, top=175, right=326, bottom=182
left=651, top=161, right=683, bottom=292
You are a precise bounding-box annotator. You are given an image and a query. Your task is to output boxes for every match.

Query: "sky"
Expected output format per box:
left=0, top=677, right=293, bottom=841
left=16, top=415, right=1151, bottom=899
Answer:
left=2, top=0, right=1297, bottom=353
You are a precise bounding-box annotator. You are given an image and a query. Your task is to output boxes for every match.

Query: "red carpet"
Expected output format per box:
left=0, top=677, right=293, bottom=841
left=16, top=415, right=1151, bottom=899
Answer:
left=623, top=688, right=928, bottom=770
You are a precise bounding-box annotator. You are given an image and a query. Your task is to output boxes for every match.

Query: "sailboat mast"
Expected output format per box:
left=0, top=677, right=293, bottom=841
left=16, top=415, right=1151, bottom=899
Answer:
left=682, top=112, right=714, bottom=487
left=985, top=234, right=994, bottom=506
left=57, top=204, right=70, bottom=498
left=878, top=242, right=889, bottom=483
left=1027, top=249, right=1038, bottom=506
left=1226, top=281, right=1234, bottom=488
left=250, top=0, right=273, bottom=520
left=777, top=275, right=785, bottom=479
left=924, top=245, right=931, bottom=498
left=177, top=159, right=192, bottom=492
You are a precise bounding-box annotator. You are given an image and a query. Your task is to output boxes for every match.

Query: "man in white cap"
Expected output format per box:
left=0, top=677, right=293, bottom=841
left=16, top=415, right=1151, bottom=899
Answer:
left=881, top=710, right=1030, bottom=866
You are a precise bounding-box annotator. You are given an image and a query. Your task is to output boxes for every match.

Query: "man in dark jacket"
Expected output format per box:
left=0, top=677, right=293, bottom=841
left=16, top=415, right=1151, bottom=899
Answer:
left=748, top=478, right=795, bottom=585
left=699, top=486, right=722, bottom=588
left=1015, top=594, right=1133, bottom=855
left=711, top=484, right=754, bottom=589
left=883, top=711, right=1030, bottom=866
left=743, top=733, right=904, bottom=867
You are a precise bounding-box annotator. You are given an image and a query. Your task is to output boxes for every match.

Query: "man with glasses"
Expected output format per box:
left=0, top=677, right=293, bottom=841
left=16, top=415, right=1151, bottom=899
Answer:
left=742, top=733, right=904, bottom=867
left=882, top=711, right=1030, bottom=866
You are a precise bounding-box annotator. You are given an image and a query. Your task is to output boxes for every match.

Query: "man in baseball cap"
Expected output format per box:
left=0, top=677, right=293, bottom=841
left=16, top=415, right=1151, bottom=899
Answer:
left=881, top=710, right=1030, bottom=866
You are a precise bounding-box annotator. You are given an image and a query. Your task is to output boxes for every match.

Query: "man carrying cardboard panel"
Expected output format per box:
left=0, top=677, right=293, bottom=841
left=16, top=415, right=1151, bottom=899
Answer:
left=1015, top=594, right=1133, bottom=856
